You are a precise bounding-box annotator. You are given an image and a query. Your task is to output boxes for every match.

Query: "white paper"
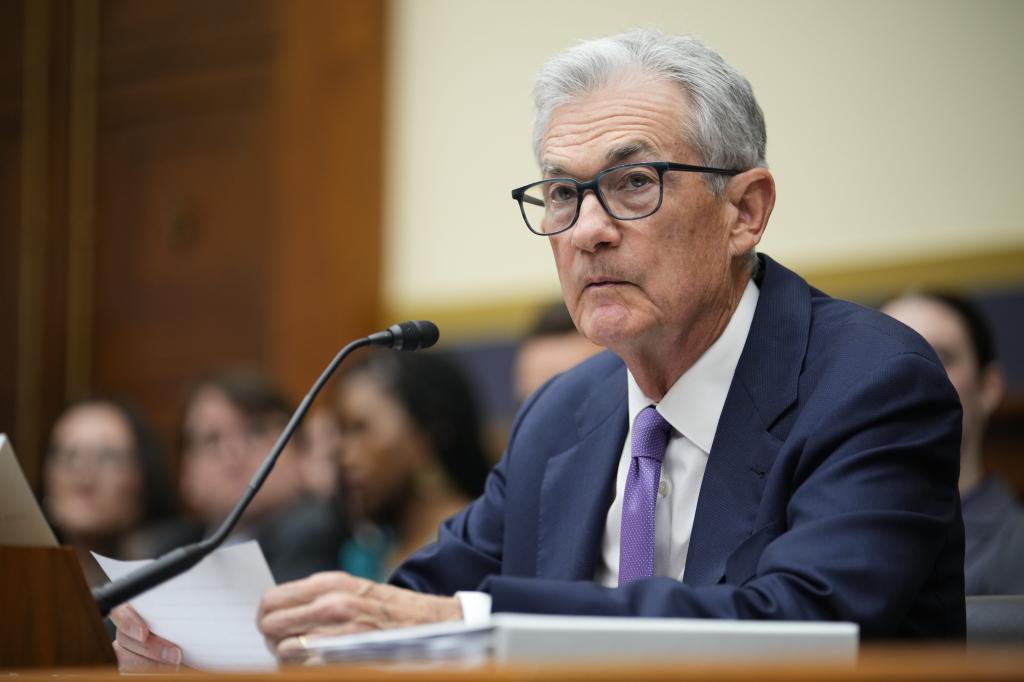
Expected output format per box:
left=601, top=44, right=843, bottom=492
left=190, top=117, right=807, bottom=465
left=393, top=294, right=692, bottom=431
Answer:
left=304, top=619, right=494, bottom=665
left=94, top=540, right=277, bottom=671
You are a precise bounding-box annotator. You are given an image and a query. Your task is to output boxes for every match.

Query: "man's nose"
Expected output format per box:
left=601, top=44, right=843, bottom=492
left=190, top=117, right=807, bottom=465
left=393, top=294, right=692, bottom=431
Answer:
left=570, top=191, right=620, bottom=252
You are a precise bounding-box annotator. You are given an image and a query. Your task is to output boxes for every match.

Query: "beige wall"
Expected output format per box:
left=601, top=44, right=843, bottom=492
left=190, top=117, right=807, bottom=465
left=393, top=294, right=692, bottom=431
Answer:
left=384, top=0, right=1024, bottom=330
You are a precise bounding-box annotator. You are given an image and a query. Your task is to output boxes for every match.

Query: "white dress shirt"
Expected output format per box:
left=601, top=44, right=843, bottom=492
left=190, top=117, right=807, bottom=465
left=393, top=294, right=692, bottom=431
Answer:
left=457, top=279, right=759, bottom=619
left=593, top=279, right=759, bottom=585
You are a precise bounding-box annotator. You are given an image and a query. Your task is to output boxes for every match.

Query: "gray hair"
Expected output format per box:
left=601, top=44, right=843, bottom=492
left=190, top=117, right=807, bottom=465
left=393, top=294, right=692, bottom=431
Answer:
left=533, top=29, right=767, bottom=194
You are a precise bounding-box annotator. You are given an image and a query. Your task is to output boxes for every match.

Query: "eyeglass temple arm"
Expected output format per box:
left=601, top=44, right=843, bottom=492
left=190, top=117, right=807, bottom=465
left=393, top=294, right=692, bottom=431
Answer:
left=511, top=187, right=545, bottom=207
left=663, top=161, right=741, bottom=176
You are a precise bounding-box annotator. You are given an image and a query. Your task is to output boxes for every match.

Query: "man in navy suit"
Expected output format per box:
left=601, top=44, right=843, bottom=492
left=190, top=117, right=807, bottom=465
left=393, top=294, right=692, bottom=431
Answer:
left=113, top=29, right=964, bottom=668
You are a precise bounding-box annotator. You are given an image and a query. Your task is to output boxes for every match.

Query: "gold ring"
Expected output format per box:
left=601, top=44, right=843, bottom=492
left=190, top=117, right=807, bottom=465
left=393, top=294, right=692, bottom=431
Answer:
left=297, top=635, right=308, bottom=649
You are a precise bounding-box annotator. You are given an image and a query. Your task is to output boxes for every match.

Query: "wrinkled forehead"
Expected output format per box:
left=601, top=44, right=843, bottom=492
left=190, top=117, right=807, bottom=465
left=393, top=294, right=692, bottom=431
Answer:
left=540, top=140, right=659, bottom=177
left=539, top=79, right=693, bottom=176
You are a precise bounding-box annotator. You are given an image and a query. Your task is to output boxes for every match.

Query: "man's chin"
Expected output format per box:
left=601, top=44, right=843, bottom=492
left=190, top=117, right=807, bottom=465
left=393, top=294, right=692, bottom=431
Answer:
left=579, top=309, right=637, bottom=349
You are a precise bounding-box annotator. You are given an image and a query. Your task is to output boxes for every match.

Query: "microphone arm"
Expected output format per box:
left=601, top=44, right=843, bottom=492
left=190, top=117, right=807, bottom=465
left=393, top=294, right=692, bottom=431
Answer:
left=92, top=321, right=439, bottom=618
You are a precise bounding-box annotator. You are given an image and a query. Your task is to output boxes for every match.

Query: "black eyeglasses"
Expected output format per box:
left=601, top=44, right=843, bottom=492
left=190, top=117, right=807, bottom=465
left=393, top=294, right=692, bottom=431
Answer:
left=510, top=161, right=741, bottom=236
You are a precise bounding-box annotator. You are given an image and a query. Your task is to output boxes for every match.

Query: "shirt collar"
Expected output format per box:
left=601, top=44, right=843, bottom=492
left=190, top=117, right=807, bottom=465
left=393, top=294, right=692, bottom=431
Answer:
left=627, top=278, right=760, bottom=453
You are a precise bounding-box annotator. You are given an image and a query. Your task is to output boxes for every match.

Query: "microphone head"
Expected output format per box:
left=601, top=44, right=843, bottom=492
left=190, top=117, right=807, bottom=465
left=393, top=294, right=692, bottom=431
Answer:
left=383, top=320, right=440, bottom=351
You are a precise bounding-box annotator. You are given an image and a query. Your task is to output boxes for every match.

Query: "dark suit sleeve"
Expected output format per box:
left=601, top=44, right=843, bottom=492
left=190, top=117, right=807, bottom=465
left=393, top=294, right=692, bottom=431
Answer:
left=476, top=352, right=962, bottom=637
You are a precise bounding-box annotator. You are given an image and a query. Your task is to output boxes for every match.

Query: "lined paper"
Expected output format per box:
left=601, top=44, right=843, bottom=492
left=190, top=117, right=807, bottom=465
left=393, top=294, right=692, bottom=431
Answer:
left=95, top=540, right=277, bottom=670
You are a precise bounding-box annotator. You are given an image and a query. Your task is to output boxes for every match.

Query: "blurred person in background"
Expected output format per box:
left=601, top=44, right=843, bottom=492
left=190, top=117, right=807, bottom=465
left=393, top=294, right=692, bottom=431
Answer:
left=151, top=370, right=345, bottom=583
left=334, top=351, right=492, bottom=581
left=515, top=301, right=603, bottom=403
left=41, top=398, right=179, bottom=586
left=883, top=291, right=1024, bottom=594
left=297, top=407, right=343, bottom=501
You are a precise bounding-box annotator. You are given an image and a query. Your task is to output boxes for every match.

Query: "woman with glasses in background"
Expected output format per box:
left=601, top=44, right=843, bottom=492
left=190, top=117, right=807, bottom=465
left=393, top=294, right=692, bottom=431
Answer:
left=41, top=398, right=179, bottom=586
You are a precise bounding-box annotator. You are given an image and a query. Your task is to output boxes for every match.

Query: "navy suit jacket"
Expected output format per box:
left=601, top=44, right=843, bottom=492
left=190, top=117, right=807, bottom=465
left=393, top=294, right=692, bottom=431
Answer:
left=393, top=255, right=966, bottom=638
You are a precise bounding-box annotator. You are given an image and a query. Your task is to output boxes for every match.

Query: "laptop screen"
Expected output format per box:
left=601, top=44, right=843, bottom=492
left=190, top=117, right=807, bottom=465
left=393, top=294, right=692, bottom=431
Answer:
left=0, top=434, right=58, bottom=547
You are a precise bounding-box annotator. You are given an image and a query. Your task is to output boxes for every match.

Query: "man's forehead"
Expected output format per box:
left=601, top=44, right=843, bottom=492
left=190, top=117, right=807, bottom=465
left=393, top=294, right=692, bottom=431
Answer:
left=541, top=140, right=660, bottom=177
left=538, top=80, right=691, bottom=176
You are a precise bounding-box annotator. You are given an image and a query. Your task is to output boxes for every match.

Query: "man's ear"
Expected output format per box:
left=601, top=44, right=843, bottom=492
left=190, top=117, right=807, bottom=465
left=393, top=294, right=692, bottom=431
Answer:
left=725, top=168, right=775, bottom=257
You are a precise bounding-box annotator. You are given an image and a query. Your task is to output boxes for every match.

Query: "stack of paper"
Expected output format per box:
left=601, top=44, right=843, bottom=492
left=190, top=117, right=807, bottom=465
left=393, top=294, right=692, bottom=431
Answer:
left=302, top=613, right=859, bottom=666
left=307, top=621, right=493, bottom=665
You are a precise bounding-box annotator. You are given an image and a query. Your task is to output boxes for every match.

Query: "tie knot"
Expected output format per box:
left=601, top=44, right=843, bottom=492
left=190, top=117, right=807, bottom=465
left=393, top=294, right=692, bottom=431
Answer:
left=631, top=405, right=671, bottom=462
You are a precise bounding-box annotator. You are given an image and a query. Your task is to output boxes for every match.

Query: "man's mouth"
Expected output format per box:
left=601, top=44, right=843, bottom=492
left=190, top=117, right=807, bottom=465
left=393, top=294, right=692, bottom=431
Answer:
left=585, top=278, right=628, bottom=290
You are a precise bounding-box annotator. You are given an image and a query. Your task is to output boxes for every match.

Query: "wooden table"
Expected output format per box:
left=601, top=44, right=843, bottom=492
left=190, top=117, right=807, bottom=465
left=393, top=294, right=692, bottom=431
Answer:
left=6, top=646, right=1024, bottom=681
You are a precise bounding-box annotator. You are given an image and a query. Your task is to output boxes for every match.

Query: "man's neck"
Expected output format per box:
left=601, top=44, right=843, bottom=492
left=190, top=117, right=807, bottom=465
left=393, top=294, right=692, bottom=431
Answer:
left=621, top=265, right=752, bottom=400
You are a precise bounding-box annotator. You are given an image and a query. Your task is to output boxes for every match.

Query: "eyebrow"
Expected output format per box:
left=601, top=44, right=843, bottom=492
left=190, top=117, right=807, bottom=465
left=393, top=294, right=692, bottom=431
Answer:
left=541, top=161, right=566, bottom=177
left=606, top=141, right=655, bottom=165
left=541, top=141, right=658, bottom=178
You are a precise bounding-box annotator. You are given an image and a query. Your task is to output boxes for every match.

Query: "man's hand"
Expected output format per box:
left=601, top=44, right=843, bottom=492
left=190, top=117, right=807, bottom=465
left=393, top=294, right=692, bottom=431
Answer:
left=110, top=603, right=183, bottom=672
left=257, top=572, right=463, bottom=661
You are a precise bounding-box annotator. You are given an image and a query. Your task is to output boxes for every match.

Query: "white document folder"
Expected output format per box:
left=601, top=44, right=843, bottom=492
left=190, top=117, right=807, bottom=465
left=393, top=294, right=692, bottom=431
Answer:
left=490, top=613, right=858, bottom=664
left=305, top=612, right=858, bottom=665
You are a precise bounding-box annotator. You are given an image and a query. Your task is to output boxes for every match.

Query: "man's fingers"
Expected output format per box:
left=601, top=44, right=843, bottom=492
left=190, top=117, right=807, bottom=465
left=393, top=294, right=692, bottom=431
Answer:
left=273, top=619, right=389, bottom=661
left=114, top=626, right=183, bottom=666
left=275, top=636, right=309, bottom=664
left=112, top=641, right=180, bottom=672
left=260, top=589, right=371, bottom=641
left=258, top=575, right=462, bottom=663
left=258, top=572, right=366, bottom=617
left=110, top=603, right=148, bottom=642
left=109, top=603, right=183, bottom=670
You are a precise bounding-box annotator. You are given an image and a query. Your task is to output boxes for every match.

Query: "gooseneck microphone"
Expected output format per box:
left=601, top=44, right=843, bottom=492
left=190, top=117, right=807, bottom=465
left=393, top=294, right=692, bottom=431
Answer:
left=367, top=320, right=440, bottom=352
left=92, top=320, right=440, bottom=618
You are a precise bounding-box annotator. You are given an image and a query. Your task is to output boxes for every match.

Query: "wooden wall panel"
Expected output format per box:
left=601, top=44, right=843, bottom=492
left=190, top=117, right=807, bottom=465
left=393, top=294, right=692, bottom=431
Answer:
left=91, top=0, right=276, bottom=455
left=6, top=0, right=76, bottom=486
left=268, top=0, right=384, bottom=398
left=0, top=1, right=24, bottom=451
left=2, top=0, right=385, bottom=475
left=90, top=0, right=384, bottom=457
left=93, top=110, right=274, bottom=447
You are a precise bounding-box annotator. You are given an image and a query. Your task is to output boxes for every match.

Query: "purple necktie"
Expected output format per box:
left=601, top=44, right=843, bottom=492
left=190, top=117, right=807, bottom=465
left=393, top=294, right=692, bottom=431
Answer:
left=618, top=405, right=672, bottom=586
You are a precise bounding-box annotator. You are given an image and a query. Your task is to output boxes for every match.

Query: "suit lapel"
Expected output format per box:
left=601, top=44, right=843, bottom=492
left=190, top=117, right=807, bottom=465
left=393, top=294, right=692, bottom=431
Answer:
left=684, top=255, right=811, bottom=586
left=683, top=388, right=781, bottom=585
left=536, top=362, right=628, bottom=580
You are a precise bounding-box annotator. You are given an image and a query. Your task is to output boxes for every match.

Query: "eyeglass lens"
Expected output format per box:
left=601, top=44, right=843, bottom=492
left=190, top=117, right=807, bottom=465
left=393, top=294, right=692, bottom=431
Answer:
left=520, top=164, right=663, bottom=234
